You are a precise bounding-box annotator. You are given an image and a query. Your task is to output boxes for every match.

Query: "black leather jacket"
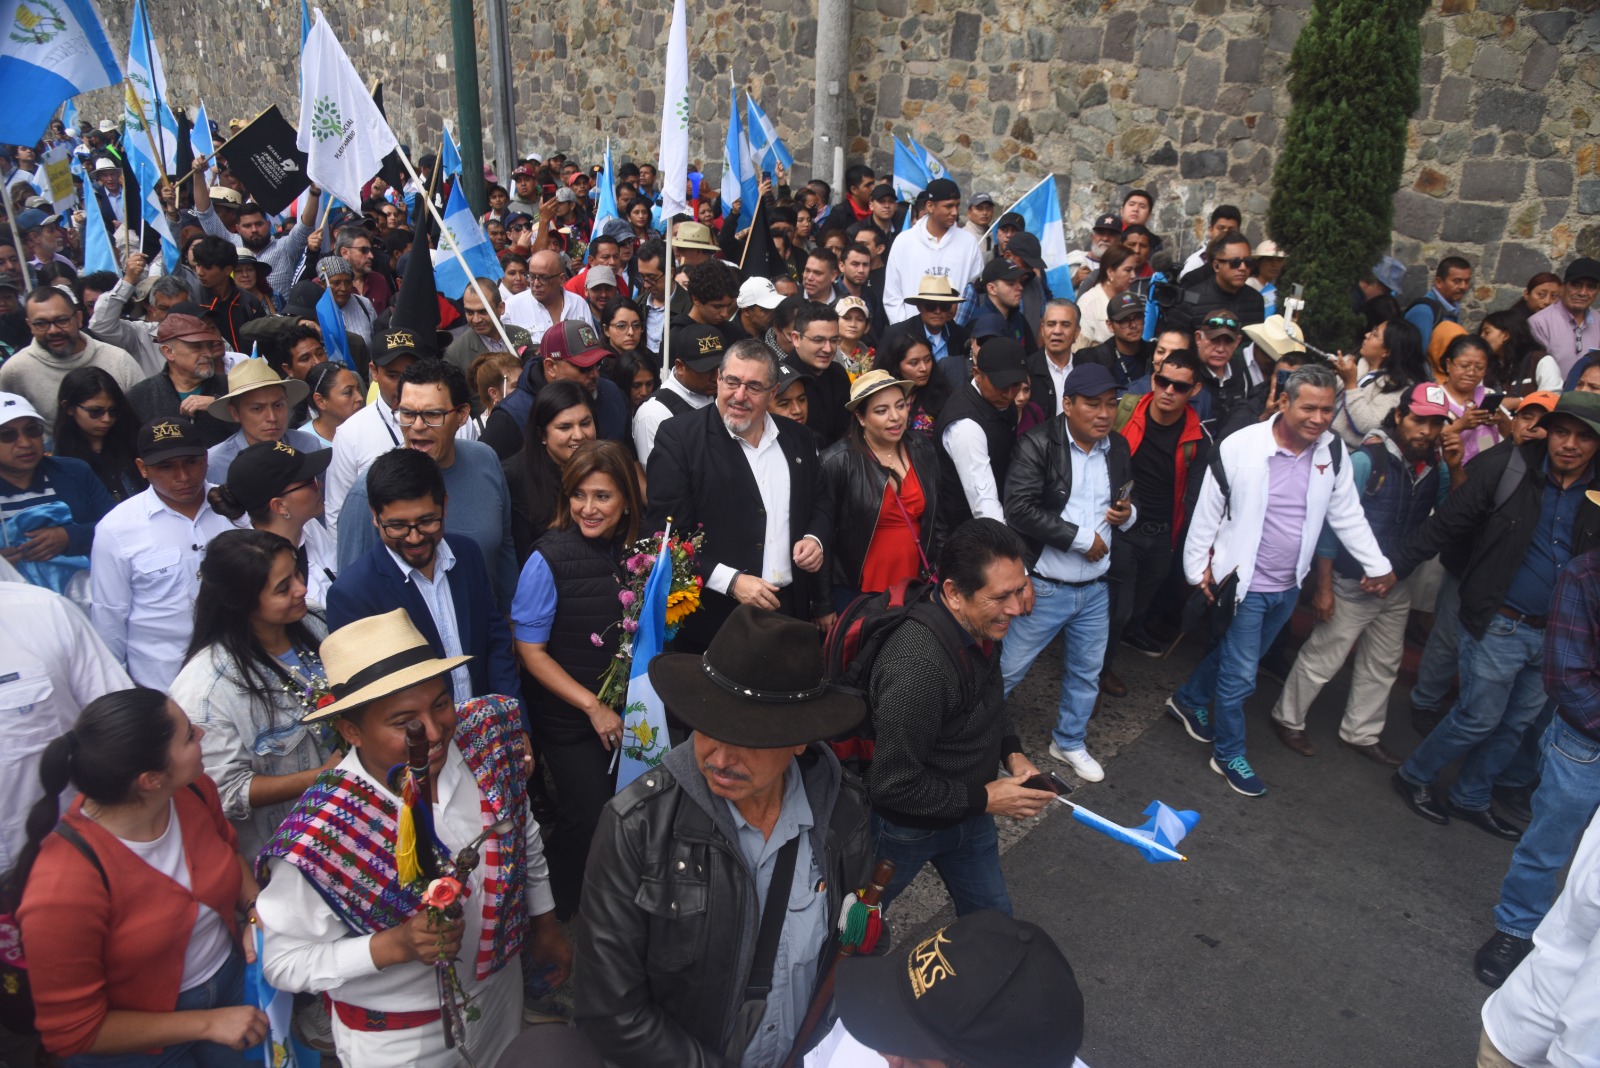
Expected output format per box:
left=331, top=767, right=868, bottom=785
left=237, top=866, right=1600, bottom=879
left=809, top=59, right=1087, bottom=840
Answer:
left=819, top=432, right=943, bottom=588
left=1003, top=414, right=1132, bottom=569
left=574, top=743, right=872, bottom=1067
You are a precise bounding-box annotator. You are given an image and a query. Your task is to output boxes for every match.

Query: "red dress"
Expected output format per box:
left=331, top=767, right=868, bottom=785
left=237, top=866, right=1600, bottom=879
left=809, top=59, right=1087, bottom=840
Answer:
left=859, top=464, right=926, bottom=592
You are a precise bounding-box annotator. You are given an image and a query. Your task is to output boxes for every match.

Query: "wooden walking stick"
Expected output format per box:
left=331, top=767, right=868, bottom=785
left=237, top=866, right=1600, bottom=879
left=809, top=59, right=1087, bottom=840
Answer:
left=779, top=859, right=895, bottom=1068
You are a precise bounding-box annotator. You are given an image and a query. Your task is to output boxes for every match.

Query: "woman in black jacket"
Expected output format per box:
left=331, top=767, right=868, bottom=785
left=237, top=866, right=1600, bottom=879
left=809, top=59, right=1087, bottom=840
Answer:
left=820, top=370, right=942, bottom=613
left=502, top=380, right=597, bottom=565
left=510, top=439, right=641, bottom=918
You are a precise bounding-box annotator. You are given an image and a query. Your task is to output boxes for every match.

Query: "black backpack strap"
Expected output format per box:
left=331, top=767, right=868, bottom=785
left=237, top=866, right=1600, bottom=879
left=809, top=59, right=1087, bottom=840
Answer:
left=52, top=823, right=109, bottom=893
left=1209, top=448, right=1232, bottom=520
left=1492, top=447, right=1528, bottom=512
left=743, top=836, right=802, bottom=1000
left=649, top=388, right=692, bottom=417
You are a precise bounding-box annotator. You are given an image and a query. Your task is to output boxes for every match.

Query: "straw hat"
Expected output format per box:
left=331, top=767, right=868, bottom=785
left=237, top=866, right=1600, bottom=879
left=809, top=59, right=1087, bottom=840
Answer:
left=1241, top=315, right=1306, bottom=360
left=208, top=358, right=311, bottom=421
left=846, top=369, right=913, bottom=411
left=671, top=222, right=722, bottom=251
left=303, top=609, right=472, bottom=722
left=1254, top=239, right=1286, bottom=260
left=906, top=275, right=963, bottom=304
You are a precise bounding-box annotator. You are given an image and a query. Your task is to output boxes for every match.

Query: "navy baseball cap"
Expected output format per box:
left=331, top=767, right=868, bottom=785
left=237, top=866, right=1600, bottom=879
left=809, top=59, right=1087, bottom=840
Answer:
left=1064, top=362, right=1120, bottom=398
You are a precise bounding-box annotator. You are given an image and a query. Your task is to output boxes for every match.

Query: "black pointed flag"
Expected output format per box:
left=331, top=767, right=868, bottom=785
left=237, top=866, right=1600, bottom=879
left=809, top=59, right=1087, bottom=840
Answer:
left=213, top=106, right=310, bottom=215
left=390, top=221, right=442, bottom=352
left=371, top=82, right=407, bottom=194
left=727, top=198, right=788, bottom=281
left=174, top=108, right=195, bottom=188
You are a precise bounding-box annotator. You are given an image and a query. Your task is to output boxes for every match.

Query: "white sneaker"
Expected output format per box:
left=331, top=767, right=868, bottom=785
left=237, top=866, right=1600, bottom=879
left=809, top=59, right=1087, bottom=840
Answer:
left=291, top=996, right=336, bottom=1053
left=1049, top=743, right=1104, bottom=782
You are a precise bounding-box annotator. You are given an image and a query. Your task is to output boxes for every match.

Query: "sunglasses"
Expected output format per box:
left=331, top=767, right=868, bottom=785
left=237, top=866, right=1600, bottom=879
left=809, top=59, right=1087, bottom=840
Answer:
left=0, top=421, right=45, bottom=444
left=1153, top=374, right=1197, bottom=394
left=1220, top=257, right=1254, bottom=270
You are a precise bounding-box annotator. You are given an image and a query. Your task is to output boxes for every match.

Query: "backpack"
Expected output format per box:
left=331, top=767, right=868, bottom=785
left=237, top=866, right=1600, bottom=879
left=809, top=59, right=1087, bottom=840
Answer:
left=820, top=578, right=968, bottom=776
left=1209, top=436, right=1343, bottom=520
left=1403, top=293, right=1447, bottom=333
left=648, top=389, right=693, bottom=418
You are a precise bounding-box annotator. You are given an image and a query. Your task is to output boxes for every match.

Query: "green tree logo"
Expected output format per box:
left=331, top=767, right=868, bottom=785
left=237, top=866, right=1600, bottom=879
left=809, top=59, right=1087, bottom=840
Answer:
left=312, top=96, right=344, bottom=142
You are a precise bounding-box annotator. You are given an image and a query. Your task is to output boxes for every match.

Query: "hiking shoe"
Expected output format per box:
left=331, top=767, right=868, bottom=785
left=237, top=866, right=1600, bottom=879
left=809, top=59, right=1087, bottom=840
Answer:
left=1050, top=743, right=1104, bottom=782
left=1166, top=696, right=1214, bottom=743
left=1210, top=755, right=1266, bottom=797
left=1122, top=631, right=1165, bottom=657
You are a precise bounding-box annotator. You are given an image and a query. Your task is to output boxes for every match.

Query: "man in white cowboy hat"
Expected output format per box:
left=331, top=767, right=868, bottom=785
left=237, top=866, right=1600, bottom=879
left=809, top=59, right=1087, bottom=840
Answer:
left=574, top=604, right=874, bottom=1068
left=204, top=358, right=324, bottom=482
left=877, top=275, right=970, bottom=390
left=256, top=608, right=565, bottom=1068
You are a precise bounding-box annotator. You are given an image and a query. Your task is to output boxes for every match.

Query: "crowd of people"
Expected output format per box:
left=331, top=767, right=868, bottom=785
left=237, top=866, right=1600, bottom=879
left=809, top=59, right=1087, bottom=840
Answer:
left=1, top=116, right=1598, bottom=1068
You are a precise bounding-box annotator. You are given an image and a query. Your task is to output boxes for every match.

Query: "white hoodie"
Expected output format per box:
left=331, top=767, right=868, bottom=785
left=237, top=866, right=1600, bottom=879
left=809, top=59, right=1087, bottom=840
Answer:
left=882, top=216, right=986, bottom=324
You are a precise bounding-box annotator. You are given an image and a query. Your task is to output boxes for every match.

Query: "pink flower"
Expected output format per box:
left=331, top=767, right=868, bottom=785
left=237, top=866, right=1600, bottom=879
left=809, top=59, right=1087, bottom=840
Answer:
left=622, top=618, right=639, bottom=633
left=590, top=632, right=605, bottom=647
left=422, top=877, right=463, bottom=909
left=618, top=589, right=636, bottom=607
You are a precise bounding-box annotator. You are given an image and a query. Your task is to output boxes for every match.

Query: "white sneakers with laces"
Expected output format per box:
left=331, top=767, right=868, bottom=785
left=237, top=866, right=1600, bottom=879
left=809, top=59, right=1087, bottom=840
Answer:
left=1049, top=742, right=1105, bottom=782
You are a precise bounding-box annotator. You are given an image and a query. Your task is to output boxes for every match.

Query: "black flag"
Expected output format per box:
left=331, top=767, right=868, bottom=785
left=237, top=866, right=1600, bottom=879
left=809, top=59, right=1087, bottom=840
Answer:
left=371, top=83, right=407, bottom=195
left=390, top=217, right=443, bottom=352
left=173, top=108, right=194, bottom=188
left=213, top=106, right=310, bottom=215
left=722, top=197, right=788, bottom=281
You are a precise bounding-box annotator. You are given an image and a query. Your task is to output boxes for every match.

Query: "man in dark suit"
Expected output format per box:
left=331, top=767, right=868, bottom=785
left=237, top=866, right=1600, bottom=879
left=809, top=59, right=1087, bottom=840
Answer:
left=325, top=448, right=520, bottom=721
left=644, top=338, right=831, bottom=649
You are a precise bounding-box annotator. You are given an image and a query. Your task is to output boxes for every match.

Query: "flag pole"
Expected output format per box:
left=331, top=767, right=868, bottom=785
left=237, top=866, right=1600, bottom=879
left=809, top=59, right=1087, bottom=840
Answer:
left=984, top=171, right=1054, bottom=243
left=1053, top=796, right=1188, bottom=862
left=9, top=227, right=31, bottom=293
left=125, top=82, right=171, bottom=198
left=393, top=143, right=520, bottom=357
left=662, top=232, right=673, bottom=377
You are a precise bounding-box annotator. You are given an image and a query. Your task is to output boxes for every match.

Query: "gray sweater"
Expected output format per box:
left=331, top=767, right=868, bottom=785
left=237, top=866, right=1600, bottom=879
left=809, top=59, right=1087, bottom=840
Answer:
left=0, top=336, right=143, bottom=417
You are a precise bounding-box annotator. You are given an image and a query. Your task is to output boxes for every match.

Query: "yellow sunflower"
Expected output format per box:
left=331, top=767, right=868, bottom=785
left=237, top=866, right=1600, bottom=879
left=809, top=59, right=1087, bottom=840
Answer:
left=665, top=587, right=701, bottom=627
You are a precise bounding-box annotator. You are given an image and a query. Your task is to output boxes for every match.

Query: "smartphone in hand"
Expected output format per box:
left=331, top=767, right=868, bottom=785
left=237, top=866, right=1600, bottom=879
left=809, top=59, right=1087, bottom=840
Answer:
left=1022, top=772, right=1075, bottom=797
left=1478, top=393, right=1506, bottom=412
left=1116, top=479, right=1135, bottom=504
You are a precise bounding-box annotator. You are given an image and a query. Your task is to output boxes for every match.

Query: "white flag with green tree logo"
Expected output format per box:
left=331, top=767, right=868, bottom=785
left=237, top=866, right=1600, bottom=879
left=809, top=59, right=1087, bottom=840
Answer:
left=296, top=8, right=396, bottom=209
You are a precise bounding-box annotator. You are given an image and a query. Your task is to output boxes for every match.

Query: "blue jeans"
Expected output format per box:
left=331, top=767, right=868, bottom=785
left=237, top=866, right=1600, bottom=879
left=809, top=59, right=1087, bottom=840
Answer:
left=67, top=946, right=253, bottom=1068
left=1000, top=577, right=1110, bottom=752
left=1175, top=588, right=1299, bottom=761
left=870, top=812, right=1012, bottom=917
left=1496, top=700, right=1555, bottom=791
left=1399, top=615, right=1548, bottom=810
left=1410, top=571, right=1461, bottom=712
left=1494, top=719, right=1600, bottom=937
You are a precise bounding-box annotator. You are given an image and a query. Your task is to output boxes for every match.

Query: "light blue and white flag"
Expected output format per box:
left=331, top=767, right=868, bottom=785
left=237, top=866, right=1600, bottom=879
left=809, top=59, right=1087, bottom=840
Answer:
left=992, top=174, right=1074, bottom=298
left=245, top=925, right=319, bottom=1067
left=190, top=100, right=214, bottom=161
left=616, top=527, right=675, bottom=791
left=587, top=138, right=619, bottom=262
left=891, top=137, right=928, bottom=203
left=721, top=76, right=760, bottom=232
left=1061, top=796, right=1199, bottom=864
left=80, top=160, right=117, bottom=273
left=61, top=96, right=79, bottom=138
left=123, top=82, right=177, bottom=269
left=432, top=180, right=502, bottom=300
left=745, top=93, right=792, bottom=177
left=0, top=0, right=121, bottom=146
left=298, top=0, right=310, bottom=46
left=439, top=122, right=462, bottom=182
left=126, top=0, right=179, bottom=172
left=913, top=138, right=948, bottom=183
left=315, top=282, right=352, bottom=370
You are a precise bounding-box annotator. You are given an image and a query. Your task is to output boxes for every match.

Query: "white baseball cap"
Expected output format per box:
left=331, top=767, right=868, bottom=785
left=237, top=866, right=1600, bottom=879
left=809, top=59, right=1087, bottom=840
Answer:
left=0, top=392, right=43, bottom=428
left=738, top=276, right=785, bottom=310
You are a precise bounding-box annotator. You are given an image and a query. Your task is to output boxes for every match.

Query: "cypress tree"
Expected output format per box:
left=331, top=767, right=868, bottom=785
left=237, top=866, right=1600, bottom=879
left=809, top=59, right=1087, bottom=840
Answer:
left=1267, top=0, right=1429, bottom=346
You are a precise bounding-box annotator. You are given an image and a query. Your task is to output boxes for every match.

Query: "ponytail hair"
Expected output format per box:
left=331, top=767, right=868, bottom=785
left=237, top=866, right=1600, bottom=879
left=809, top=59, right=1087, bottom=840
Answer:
left=1, top=688, right=175, bottom=901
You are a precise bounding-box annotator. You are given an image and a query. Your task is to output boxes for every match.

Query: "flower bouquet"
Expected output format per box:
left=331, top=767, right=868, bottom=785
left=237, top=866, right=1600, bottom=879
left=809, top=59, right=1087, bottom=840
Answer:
left=594, top=527, right=707, bottom=708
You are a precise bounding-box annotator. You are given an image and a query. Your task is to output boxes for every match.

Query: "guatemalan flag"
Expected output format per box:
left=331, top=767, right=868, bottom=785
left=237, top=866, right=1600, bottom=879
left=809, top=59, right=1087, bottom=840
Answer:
left=892, top=137, right=928, bottom=202
left=439, top=122, right=462, bottom=182
left=616, top=529, right=675, bottom=791
left=993, top=175, right=1075, bottom=300
left=914, top=138, right=948, bottom=182
left=745, top=93, right=792, bottom=176
left=1064, top=797, right=1200, bottom=864
left=0, top=0, right=121, bottom=146
left=721, top=76, right=760, bottom=232
left=432, top=180, right=503, bottom=300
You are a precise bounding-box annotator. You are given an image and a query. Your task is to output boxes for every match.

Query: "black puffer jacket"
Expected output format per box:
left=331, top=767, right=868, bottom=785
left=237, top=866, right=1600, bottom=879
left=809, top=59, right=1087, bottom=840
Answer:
left=819, top=432, right=943, bottom=588
left=574, top=742, right=872, bottom=1067
left=524, top=525, right=626, bottom=746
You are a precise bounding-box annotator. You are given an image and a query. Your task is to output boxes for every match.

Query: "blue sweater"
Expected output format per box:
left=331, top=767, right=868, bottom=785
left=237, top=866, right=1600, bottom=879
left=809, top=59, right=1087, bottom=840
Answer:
left=0, top=455, right=117, bottom=556
left=334, top=439, right=518, bottom=611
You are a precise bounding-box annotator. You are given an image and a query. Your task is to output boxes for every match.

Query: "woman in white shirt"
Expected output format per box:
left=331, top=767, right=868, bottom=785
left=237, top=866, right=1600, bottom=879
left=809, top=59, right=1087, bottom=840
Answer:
left=1331, top=318, right=1429, bottom=447
left=207, top=440, right=337, bottom=611
left=1073, top=244, right=1140, bottom=353
left=170, top=529, right=338, bottom=862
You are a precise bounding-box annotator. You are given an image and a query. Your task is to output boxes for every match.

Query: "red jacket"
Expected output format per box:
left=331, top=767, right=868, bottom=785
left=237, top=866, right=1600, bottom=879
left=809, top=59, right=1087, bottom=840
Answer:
left=1116, top=393, right=1206, bottom=546
left=18, top=776, right=242, bottom=1056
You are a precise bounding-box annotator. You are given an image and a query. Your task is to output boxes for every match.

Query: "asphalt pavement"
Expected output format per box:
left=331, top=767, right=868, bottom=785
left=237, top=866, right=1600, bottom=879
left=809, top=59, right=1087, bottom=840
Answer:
left=887, top=628, right=1518, bottom=1068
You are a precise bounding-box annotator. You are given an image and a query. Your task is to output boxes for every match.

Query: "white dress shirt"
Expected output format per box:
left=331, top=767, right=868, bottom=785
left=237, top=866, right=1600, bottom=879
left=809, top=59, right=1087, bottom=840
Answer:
left=322, top=396, right=475, bottom=538
left=632, top=369, right=713, bottom=463
left=501, top=289, right=595, bottom=336
left=1042, top=352, right=1072, bottom=406
left=299, top=518, right=338, bottom=610
left=386, top=540, right=472, bottom=704
left=939, top=382, right=1007, bottom=521
left=0, top=584, right=130, bottom=872
left=89, top=485, right=243, bottom=689
left=1032, top=433, right=1135, bottom=584
left=257, top=742, right=553, bottom=1068
left=708, top=413, right=796, bottom=595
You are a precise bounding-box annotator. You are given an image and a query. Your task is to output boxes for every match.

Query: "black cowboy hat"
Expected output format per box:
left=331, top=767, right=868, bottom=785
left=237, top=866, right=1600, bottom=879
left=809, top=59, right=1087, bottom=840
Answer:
left=648, top=605, right=865, bottom=748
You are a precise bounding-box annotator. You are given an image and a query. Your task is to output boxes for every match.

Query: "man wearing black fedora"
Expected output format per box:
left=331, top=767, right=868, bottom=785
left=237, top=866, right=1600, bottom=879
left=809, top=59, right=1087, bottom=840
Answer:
left=574, top=605, right=874, bottom=1068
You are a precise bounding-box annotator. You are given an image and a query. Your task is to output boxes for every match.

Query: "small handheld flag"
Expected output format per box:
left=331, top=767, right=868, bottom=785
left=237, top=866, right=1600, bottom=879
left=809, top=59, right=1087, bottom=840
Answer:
left=439, top=123, right=462, bottom=182
left=616, top=524, right=676, bottom=791
left=745, top=93, right=793, bottom=176
left=432, top=181, right=502, bottom=300
left=1058, top=796, right=1199, bottom=863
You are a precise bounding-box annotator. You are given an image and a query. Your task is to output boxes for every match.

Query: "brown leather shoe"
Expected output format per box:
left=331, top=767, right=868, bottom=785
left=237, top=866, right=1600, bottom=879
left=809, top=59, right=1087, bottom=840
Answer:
left=1338, top=738, right=1403, bottom=767
left=1269, top=718, right=1315, bottom=757
left=1099, top=671, right=1128, bottom=698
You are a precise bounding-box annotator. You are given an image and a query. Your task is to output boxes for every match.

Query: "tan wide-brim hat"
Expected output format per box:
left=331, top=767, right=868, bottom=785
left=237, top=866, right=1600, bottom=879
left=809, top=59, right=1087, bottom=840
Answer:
left=908, top=275, right=963, bottom=303
left=846, top=369, right=914, bottom=411
left=671, top=221, right=722, bottom=251
left=208, top=358, right=311, bottom=421
left=1242, top=315, right=1306, bottom=360
left=304, top=608, right=472, bottom=722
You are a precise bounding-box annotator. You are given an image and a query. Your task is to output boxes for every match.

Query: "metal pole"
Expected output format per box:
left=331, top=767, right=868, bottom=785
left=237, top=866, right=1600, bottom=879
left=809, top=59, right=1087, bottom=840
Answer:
left=484, top=0, right=517, bottom=178
left=448, top=0, right=487, bottom=216
left=811, top=0, right=851, bottom=185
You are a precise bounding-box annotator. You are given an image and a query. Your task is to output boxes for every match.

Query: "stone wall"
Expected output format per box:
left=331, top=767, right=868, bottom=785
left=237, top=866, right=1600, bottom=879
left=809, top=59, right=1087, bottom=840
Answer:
left=79, top=0, right=1597, bottom=320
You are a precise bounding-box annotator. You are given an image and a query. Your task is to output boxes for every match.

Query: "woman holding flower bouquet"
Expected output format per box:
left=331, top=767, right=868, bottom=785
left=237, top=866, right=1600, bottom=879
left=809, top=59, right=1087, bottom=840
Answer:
left=511, top=440, right=642, bottom=918
left=170, top=529, right=339, bottom=863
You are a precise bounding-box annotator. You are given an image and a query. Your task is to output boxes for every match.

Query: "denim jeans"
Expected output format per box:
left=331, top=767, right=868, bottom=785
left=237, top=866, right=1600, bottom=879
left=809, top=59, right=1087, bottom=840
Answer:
left=1410, top=571, right=1461, bottom=712
left=67, top=946, right=253, bottom=1068
left=870, top=811, right=1012, bottom=917
left=1399, top=615, right=1548, bottom=811
left=1174, top=588, right=1299, bottom=761
left=1000, top=577, right=1110, bottom=752
left=1493, top=718, right=1600, bottom=937
left=1496, top=700, right=1555, bottom=791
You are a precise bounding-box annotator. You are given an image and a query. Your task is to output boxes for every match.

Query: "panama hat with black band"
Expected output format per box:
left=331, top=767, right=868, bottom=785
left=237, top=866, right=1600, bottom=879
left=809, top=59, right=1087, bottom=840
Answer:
left=648, top=605, right=865, bottom=747
left=208, top=358, right=310, bottom=421
left=303, top=609, right=472, bottom=722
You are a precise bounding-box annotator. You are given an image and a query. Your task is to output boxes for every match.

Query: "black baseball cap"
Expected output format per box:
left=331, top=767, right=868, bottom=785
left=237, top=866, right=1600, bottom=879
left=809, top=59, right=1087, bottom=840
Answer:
left=980, top=258, right=1026, bottom=285
left=675, top=323, right=727, bottom=373
left=997, top=212, right=1026, bottom=232
left=137, top=417, right=208, bottom=463
left=1565, top=257, right=1600, bottom=285
left=975, top=337, right=1028, bottom=388
left=1007, top=232, right=1046, bottom=273
left=1199, top=312, right=1243, bottom=340
left=374, top=327, right=435, bottom=367
left=1092, top=212, right=1123, bottom=233
left=925, top=177, right=961, bottom=203
left=225, top=440, right=333, bottom=513
left=1107, top=291, right=1145, bottom=322
left=836, top=911, right=1085, bottom=1068
left=871, top=183, right=897, bottom=203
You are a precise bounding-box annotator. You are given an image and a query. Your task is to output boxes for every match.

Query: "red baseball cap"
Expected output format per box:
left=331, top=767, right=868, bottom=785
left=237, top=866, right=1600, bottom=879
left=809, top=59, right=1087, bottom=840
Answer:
left=541, top=321, right=608, bottom=369
left=1407, top=383, right=1450, bottom=419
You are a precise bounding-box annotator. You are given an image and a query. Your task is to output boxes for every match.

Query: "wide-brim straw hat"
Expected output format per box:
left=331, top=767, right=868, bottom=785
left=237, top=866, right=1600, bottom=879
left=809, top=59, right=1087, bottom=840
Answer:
left=1241, top=315, right=1306, bottom=360
left=304, top=608, right=471, bottom=722
left=846, top=369, right=914, bottom=411
left=208, top=358, right=311, bottom=421
left=671, top=222, right=722, bottom=251
left=907, top=275, right=963, bottom=303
